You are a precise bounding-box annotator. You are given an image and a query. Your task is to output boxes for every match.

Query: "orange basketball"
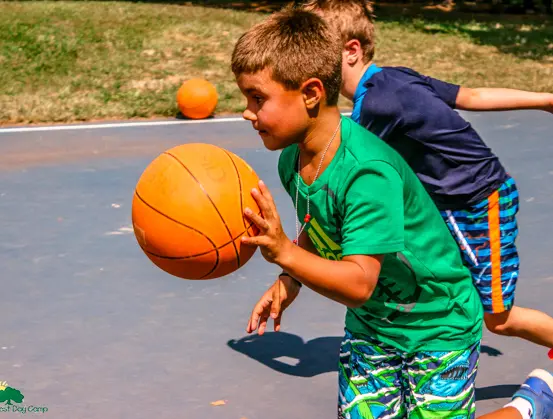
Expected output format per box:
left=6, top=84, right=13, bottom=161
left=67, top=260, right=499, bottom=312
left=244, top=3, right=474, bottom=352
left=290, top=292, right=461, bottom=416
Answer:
left=132, top=143, right=260, bottom=280
left=176, top=79, right=218, bottom=119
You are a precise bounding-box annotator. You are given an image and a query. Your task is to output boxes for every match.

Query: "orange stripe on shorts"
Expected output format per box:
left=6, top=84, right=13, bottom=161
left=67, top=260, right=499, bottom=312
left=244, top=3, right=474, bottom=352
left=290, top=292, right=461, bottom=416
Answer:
left=488, top=191, right=505, bottom=313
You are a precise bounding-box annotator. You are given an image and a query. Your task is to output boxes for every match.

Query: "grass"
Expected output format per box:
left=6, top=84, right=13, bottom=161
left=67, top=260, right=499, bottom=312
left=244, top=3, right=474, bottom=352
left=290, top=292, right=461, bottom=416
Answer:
left=0, top=1, right=552, bottom=124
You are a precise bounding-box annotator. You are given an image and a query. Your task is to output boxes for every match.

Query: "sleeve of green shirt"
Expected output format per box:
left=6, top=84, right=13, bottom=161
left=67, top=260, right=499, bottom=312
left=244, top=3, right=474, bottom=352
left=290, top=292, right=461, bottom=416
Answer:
left=277, top=146, right=296, bottom=194
left=340, top=160, right=405, bottom=257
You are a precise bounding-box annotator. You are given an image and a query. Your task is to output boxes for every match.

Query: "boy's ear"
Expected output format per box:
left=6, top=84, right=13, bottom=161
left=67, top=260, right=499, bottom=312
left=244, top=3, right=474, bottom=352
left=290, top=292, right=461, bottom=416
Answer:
left=302, top=78, right=324, bottom=110
left=344, top=39, right=362, bottom=66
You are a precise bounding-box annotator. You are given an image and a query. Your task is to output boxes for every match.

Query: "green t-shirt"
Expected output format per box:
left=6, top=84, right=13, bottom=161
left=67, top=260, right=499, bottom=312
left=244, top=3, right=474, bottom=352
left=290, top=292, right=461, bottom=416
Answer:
left=278, top=116, right=483, bottom=353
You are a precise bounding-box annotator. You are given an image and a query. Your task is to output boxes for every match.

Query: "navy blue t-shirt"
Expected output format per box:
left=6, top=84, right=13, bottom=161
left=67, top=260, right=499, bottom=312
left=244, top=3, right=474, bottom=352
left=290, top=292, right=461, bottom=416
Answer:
left=352, top=65, right=507, bottom=210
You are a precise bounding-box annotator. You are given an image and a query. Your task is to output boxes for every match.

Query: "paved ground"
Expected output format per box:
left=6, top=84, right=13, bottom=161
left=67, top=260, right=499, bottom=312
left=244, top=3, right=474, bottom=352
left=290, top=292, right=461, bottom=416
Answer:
left=0, top=110, right=552, bottom=418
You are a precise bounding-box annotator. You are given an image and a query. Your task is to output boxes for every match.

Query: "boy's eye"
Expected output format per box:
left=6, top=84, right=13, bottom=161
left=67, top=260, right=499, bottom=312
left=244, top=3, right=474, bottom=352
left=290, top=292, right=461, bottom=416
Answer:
left=253, top=95, right=264, bottom=104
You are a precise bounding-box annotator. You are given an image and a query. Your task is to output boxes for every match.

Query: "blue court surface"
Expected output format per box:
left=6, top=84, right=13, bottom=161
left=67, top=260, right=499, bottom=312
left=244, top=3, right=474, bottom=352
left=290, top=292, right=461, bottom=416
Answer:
left=0, top=110, right=552, bottom=418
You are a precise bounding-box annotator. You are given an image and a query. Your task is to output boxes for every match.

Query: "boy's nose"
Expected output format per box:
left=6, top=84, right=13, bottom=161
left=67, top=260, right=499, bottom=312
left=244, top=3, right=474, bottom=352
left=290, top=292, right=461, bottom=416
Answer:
left=243, top=108, right=256, bottom=121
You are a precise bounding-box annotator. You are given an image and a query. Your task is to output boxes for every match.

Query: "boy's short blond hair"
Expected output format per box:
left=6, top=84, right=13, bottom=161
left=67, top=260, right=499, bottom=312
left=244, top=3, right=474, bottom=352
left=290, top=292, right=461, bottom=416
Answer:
left=231, top=7, right=342, bottom=106
left=301, top=0, right=376, bottom=63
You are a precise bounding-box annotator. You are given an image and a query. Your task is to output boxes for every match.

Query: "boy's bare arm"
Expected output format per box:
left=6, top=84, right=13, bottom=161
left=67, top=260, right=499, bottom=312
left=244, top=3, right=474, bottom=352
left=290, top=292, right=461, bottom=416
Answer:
left=277, top=244, right=383, bottom=308
left=279, top=231, right=317, bottom=282
left=456, top=87, right=553, bottom=113
left=298, top=229, right=318, bottom=254
left=243, top=181, right=382, bottom=309
left=246, top=231, right=323, bottom=336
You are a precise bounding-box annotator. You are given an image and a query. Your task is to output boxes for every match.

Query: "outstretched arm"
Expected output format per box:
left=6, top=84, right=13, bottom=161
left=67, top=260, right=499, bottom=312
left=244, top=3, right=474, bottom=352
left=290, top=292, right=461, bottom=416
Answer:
left=456, top=87, right=553, bottom=113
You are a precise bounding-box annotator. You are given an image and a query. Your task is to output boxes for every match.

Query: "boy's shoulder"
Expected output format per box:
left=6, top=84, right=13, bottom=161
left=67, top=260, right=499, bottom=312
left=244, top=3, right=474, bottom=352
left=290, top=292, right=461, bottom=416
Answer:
left=278, top=144, right=298, bottom=174
left=277, top=144, right=298, bottom=188
left=367, top=66, right=425, bottom=92
left=342, top=117, right=400, bottom=162
left=359, top=66, right=423, bottom=118
left=278, top=118, right=403, bottom=188
left=361, top=66, right=460, bottom=119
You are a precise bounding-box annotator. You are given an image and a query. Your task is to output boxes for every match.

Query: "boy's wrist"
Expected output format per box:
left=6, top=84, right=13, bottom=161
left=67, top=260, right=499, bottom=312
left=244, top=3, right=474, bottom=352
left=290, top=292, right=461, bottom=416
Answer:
left=279, top=271, right=302, bottom=288
left=532, top=92, right=553, bottom=112
left=275, top=238, right=296, bottom=269
left=546, top=93, right=553, bottom=112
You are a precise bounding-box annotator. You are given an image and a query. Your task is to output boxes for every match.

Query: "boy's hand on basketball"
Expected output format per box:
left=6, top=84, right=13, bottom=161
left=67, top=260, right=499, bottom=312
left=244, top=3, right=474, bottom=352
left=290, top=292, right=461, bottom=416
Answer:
left=242, top=180, right=293, bottom=265
left=246, top=275, right=301, bottom=335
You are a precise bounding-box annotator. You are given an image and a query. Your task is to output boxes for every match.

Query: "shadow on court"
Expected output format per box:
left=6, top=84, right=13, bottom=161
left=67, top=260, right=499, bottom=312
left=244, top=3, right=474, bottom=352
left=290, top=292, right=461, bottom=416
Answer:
left=228, top=332, right=341, bottom=377
left=228, top=331, right=516, bottom=400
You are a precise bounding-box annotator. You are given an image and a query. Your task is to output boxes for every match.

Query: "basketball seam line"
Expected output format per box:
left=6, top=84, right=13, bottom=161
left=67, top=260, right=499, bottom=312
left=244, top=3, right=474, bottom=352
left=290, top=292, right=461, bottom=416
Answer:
left=135, top=192, right=261, bottom=259
left=163, top=151, right=241, bottom=269
left=134, top=190, right=219, bottom=279
left=220, top=151, right=259, bottom=242
left=139, top=246, right=213, bottom=260
left=140, top=227, right=253, bottom=260
left=222, top=149, right=250, bottom=248
left=222, top=150, right=259, bottom=235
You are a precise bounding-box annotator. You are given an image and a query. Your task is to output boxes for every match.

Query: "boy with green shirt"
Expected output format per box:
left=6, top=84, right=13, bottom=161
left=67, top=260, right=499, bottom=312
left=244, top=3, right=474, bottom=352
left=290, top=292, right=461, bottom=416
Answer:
left=231, top=7, right=483, bottom=418
left=277, top=118, right=482, bottom=355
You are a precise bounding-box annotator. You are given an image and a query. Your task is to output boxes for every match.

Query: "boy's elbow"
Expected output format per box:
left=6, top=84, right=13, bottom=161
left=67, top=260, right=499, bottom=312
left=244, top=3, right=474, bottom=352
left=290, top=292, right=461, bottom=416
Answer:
left=346, top=298, right=369, bottom=309
left=456, top=87, right=478, bottom=110
left=345, top=279, right=375, bottom=308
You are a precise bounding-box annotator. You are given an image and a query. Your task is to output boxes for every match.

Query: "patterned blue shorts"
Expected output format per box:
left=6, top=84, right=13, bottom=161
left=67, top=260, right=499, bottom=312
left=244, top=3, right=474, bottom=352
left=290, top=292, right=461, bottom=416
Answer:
left=338, top=329, right=480, bottom=419
left=440, top=176, right=519, bottom=314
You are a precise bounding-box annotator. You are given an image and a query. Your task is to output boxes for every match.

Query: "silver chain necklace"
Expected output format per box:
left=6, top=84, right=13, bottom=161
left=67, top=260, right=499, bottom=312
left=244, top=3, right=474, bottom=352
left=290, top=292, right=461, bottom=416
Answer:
left=294, top=119, right=342, bottom=245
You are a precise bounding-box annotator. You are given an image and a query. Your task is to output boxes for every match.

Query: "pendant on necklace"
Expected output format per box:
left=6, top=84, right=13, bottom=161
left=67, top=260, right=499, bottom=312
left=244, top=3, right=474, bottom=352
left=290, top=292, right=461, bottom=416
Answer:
left=294, top=118, right=342, bottom=247
left=293, top=214, right=312, bottom=244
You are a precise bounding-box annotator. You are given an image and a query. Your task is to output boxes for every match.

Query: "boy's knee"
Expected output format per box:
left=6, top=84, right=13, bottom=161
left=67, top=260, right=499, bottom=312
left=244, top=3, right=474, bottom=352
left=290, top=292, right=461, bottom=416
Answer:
left=484, top=311, right=515, bottom=336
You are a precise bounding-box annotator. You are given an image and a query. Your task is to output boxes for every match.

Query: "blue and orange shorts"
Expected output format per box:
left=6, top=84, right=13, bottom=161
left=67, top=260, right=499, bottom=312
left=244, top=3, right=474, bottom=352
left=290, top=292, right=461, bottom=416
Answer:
left=440, top=176, right=519, bottom=314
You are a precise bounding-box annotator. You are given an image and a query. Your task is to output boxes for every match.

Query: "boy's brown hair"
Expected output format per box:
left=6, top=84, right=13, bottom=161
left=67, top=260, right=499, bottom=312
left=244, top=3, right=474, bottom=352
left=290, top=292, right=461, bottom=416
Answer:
left=301, top=0, right=376, bottom=63
left=231, top=7, right=342, bottom=105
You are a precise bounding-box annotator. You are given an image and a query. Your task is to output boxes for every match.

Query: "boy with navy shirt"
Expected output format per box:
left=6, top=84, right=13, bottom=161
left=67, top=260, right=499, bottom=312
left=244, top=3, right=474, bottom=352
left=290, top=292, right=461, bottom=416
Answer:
left=303, top=0, right=553, bottom=353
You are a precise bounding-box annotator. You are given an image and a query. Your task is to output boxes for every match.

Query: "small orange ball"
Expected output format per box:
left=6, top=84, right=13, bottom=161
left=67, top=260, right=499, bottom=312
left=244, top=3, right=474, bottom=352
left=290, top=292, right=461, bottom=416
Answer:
left=176, top=79, right=218, bottom=119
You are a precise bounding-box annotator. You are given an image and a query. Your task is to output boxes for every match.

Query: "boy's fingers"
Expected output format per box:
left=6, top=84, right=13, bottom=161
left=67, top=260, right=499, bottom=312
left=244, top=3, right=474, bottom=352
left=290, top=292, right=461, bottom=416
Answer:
left=270, top=280, right=283, bottom=331
left=270, top=285, right=282, bottom=319
left=258, top=180, right=273, bottom=200
left=246, top=313, right=258, bottom=333
left=258, top=313, right=270, bottom=335
left=273, top=314, right=282, bottom=332
left=241, top=235, right=264, bottom=247
left=246, top=312, right=258, bottom=333
left=251, top=187, right=274, bottom=220
left=244, top=208, right=270, bottom=232
left=258, top=180, right=278, bottom=215
left=247, top=297, right=271, bottom=333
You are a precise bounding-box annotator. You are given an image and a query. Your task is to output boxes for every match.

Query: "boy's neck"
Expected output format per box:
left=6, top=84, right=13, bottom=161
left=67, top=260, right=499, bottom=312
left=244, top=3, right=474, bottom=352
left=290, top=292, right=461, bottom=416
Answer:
left=343, top=61, right=373, bottom=101
left=298, top=106, right=342, bottom=168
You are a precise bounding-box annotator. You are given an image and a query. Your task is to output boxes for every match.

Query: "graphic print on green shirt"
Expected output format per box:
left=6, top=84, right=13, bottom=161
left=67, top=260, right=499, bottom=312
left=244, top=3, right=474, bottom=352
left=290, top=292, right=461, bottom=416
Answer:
left=278, top=116, right=483, bottom=353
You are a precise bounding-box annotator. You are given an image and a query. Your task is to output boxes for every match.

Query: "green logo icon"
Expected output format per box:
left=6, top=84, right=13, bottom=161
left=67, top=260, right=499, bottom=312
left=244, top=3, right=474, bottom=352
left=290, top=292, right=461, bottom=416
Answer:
left=0, top=382, right=24, bottom=406
left=0, top=381, right=47, bottom=414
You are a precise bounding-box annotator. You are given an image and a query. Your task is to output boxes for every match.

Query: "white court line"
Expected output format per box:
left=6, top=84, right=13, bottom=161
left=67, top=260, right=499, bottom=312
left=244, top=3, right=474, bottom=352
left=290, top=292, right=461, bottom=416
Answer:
left=0, top=112, right=352, bottom=134
left=0, top=117, right=245, bottom=134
